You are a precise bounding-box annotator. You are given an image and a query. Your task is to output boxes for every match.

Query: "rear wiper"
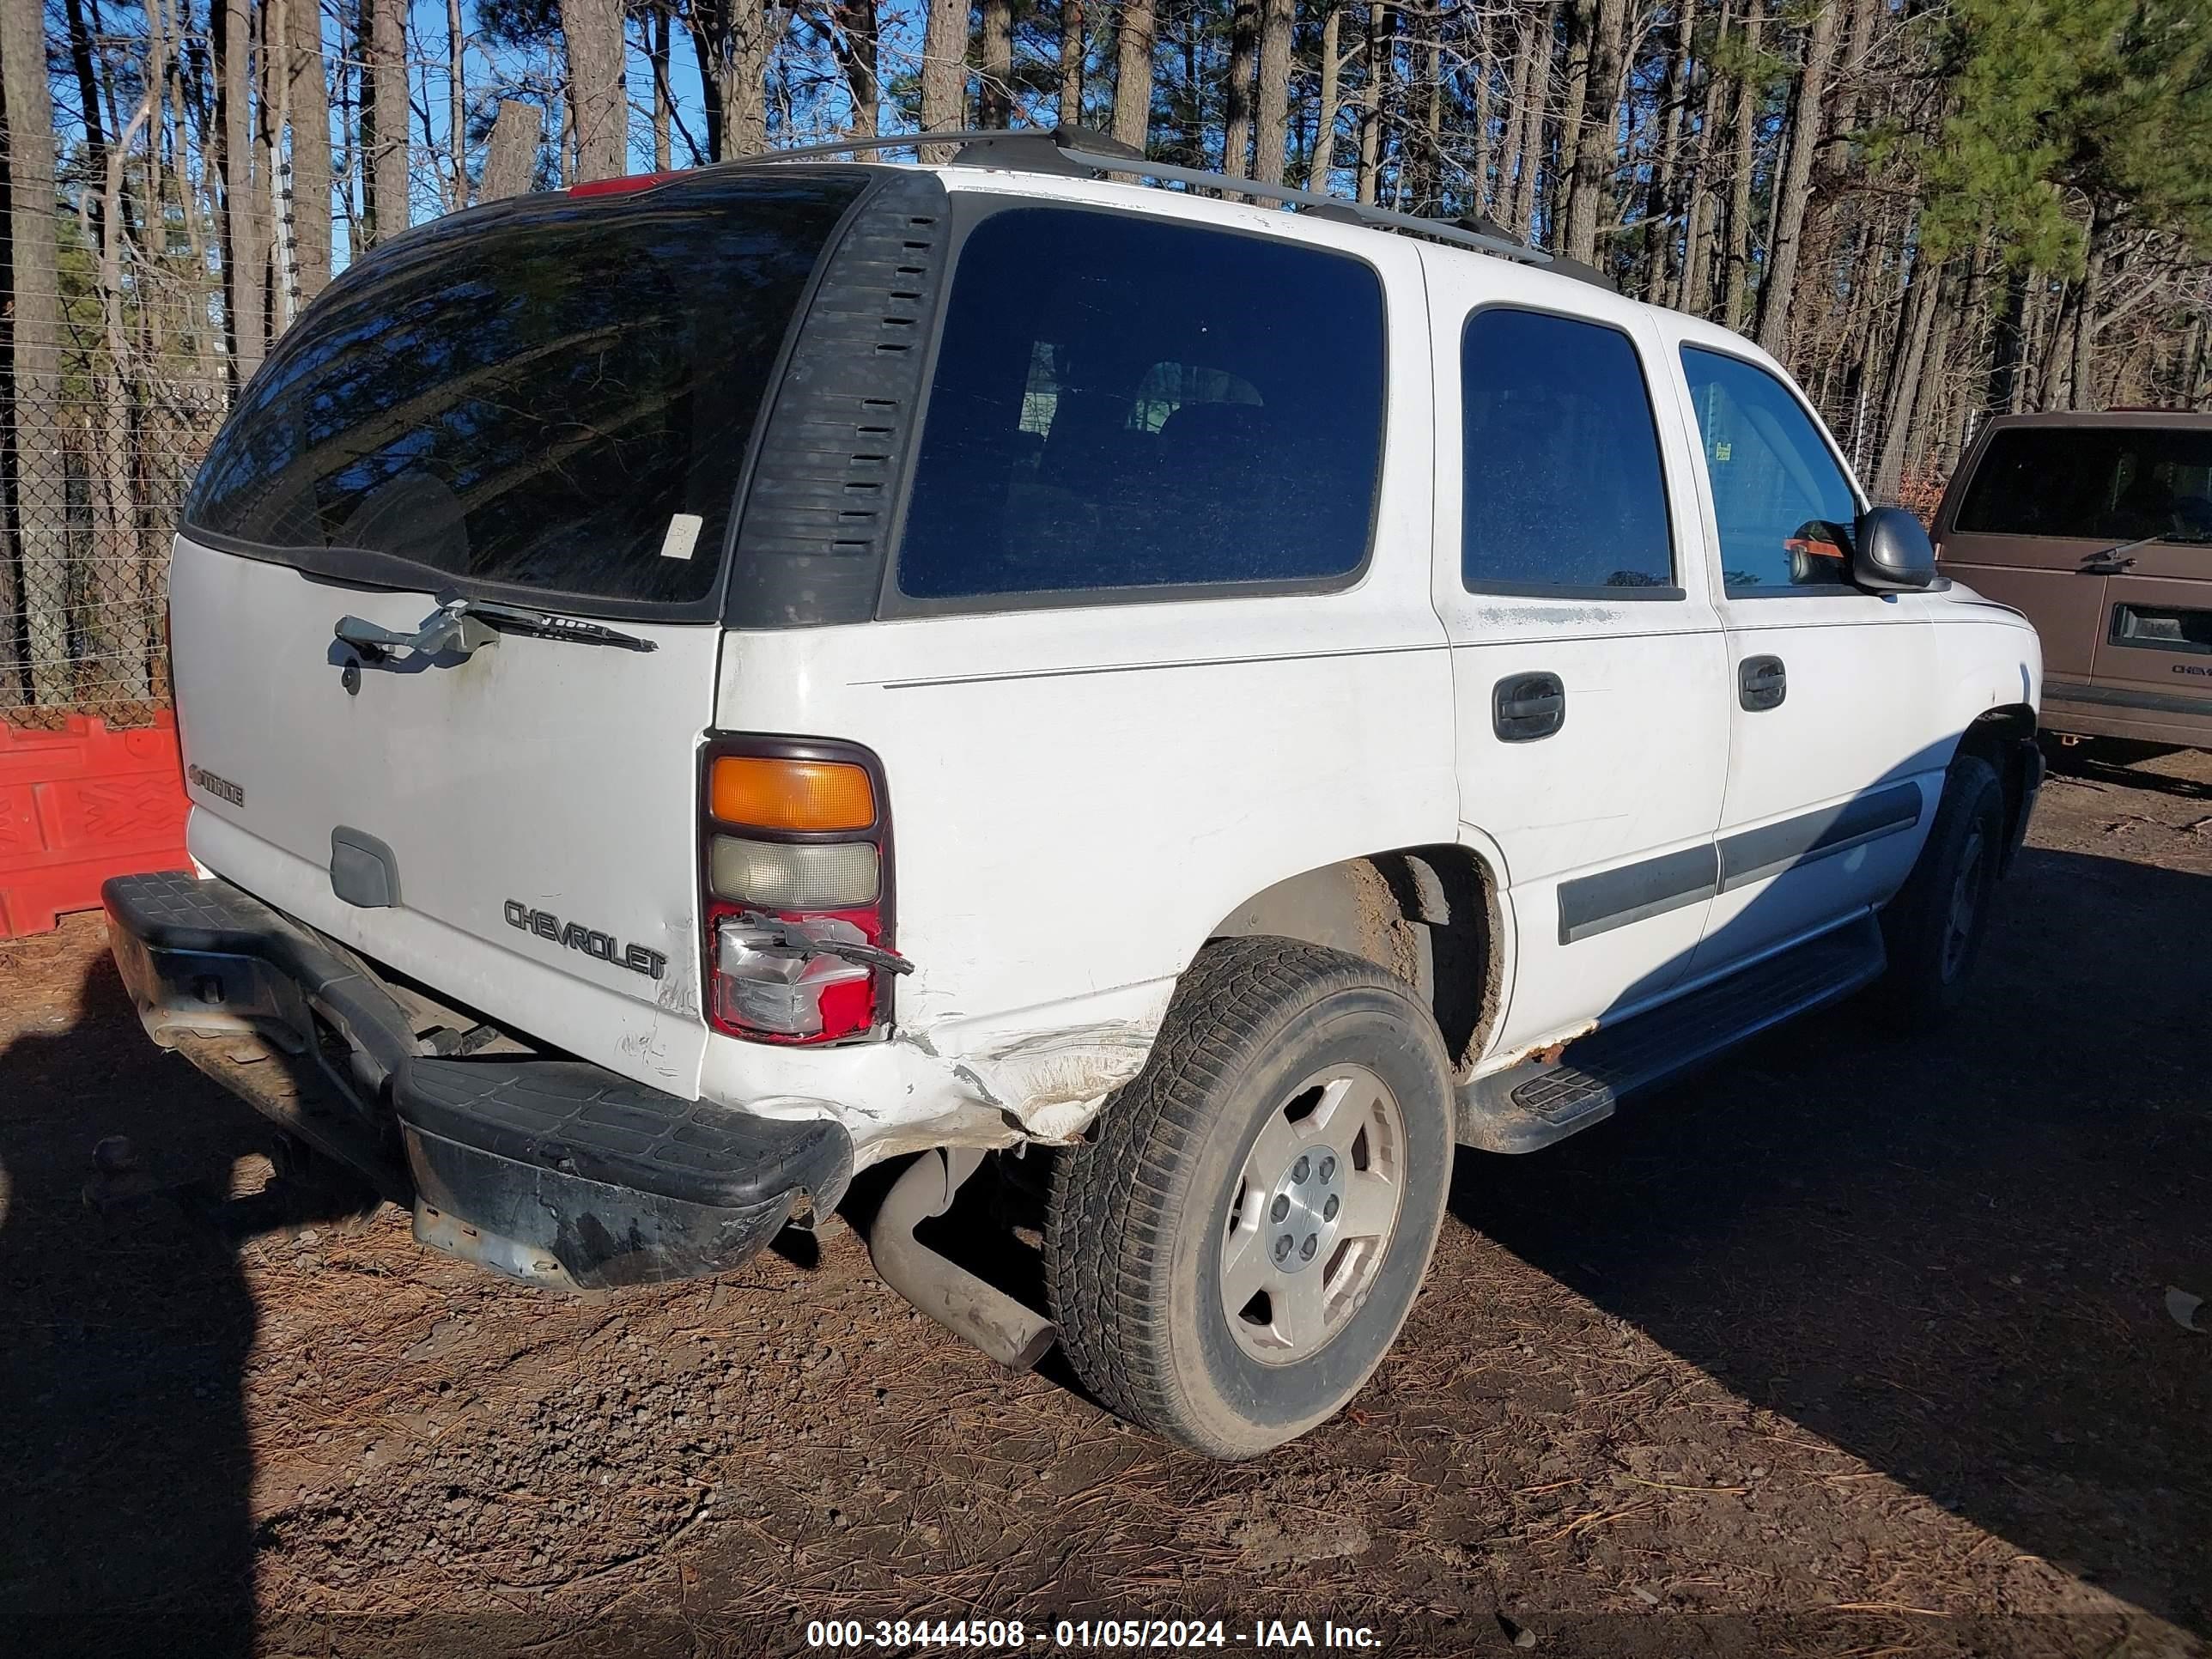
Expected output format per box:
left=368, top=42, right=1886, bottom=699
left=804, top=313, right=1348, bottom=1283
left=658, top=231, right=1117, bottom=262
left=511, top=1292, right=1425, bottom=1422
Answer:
left=334, top=596, right=657, bottom=662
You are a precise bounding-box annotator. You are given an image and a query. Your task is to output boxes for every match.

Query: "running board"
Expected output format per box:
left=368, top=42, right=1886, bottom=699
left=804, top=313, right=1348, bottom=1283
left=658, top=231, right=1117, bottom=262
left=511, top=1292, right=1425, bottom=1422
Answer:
left=1455, top=916, right=1887, bottom=1155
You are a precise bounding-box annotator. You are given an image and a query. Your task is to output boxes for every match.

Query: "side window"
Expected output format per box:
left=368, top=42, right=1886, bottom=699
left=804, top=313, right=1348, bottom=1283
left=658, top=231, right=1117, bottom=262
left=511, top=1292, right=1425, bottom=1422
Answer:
left=1461, top=309, right=1675, bottom=593
left=1957, top=426, right=2212, bottom=544
left=1680, top=347, right=1861, bottom=593
left=895, top=209, right=1387, bottom=602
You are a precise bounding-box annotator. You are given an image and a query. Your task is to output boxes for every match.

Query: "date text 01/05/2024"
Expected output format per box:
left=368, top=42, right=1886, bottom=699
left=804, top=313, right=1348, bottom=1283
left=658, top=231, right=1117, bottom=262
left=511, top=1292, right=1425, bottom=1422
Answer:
left=802, top=1619, right=1386, bottom=1651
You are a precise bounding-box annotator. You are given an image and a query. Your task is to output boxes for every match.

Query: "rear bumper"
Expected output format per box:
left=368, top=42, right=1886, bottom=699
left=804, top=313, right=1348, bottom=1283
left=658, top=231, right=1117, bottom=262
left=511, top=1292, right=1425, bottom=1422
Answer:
left=101, top=871, right=851, bottom=1291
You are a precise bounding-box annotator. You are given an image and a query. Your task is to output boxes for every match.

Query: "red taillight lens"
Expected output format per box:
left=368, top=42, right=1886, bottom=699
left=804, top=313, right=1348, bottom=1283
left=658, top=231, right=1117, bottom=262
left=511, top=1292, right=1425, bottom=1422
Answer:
left=699, top=737, right=895, bottom=1045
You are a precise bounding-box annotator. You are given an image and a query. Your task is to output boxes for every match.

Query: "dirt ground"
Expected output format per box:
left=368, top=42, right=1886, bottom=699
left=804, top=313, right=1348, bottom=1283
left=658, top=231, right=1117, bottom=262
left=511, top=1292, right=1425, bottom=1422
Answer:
left=3, top=744, right=2208, bottom=1659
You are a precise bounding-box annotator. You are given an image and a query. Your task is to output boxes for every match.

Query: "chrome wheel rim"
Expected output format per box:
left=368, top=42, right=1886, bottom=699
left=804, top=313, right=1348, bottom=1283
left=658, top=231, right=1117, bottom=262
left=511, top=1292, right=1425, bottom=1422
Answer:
left=1941, top=825, right=1987, bottom=981
left=1218, top=1063, right=1407, bottom=1366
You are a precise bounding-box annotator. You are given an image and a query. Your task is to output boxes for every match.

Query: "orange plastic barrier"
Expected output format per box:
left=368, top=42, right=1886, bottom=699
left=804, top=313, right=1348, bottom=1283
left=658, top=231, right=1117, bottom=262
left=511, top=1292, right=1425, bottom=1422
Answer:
left=0, top=712, right=190, bottom=938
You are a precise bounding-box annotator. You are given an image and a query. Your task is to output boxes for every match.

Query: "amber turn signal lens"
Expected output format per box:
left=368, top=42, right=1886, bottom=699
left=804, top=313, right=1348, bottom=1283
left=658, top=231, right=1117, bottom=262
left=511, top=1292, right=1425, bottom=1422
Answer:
left=709, top=756, right=875, bottom=832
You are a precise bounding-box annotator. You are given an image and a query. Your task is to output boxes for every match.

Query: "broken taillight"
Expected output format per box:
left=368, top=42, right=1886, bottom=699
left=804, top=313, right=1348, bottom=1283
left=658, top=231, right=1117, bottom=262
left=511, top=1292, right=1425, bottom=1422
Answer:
left=698, top=737, right=902, bottom=1044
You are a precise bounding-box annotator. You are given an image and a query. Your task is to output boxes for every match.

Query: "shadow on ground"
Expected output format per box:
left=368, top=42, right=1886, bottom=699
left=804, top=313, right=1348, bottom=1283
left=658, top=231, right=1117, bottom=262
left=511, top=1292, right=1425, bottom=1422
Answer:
left=1452, top=841, right=2212, bottom=1640
left=0, top=945, right=372, bottom=1658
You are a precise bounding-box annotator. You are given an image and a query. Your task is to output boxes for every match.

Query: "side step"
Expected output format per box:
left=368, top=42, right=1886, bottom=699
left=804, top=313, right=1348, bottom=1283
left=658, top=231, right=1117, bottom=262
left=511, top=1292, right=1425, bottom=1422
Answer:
left=1455, top=916, right=1887, bottom=1155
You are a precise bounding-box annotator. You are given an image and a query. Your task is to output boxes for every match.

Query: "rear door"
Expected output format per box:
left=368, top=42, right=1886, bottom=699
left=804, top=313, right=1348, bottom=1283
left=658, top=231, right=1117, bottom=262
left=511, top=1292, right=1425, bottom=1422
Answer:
left=1426, top=273, right=1730, bottom=1058
left=168, top=171, right=866, bottom=1093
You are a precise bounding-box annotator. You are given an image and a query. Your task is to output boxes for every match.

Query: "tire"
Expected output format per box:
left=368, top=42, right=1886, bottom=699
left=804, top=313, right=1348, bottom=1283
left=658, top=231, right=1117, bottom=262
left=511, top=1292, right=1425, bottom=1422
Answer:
left=1043, top=937, right=1454, bottom=1460
left=1872, top=752, right=2006, bottom=1031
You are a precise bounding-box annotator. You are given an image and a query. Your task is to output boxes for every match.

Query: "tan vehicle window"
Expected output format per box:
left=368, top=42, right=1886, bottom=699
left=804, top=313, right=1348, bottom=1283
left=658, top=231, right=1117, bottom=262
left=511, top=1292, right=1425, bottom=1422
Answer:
left=1956, top=428, right=2212, bottom=545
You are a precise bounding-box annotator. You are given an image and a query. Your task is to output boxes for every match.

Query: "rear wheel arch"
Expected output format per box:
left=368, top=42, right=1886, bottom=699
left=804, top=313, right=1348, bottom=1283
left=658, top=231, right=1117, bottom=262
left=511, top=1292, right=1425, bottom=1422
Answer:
left=1203, top=844, right=1504, bottom=1075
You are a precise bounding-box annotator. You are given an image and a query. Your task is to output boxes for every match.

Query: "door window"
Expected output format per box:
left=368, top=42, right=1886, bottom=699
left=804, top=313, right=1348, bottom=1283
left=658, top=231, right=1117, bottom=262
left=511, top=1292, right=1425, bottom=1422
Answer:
left=894, top=208, right=1387, bottom=602
left=1680, top=348, right=1861, bottom=594
left=1955, top=426, right=2212, bottom=546
left=1460, top=309, right=1675, bottom=595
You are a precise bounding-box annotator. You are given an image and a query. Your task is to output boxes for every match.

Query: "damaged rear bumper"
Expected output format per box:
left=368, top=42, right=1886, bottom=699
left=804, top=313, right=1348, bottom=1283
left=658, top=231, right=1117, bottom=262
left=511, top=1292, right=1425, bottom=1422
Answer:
left=102, top=871, right=851, bottom=1291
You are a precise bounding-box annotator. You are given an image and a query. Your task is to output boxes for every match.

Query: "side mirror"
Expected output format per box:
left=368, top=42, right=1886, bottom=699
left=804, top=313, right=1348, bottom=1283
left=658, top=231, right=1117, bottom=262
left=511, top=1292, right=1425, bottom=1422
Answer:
left=1853, top=506, right=1937, bottom=592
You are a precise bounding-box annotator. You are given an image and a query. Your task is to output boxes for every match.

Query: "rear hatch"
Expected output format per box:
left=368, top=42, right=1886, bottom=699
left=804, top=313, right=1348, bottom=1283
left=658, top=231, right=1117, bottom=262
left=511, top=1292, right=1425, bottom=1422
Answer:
left=169, top=169, right=867, bottom=1094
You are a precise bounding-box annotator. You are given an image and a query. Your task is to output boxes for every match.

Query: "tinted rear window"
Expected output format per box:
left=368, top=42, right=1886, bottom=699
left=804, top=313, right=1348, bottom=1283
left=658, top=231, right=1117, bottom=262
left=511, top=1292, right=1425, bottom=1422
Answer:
left=894, top=208, right=1386, bottom=602
left=1461, top=309, right=1674, bottom=593
left=184, top=173, right=864, bottom=607
left=1955, top=426, right=2212, bottom=544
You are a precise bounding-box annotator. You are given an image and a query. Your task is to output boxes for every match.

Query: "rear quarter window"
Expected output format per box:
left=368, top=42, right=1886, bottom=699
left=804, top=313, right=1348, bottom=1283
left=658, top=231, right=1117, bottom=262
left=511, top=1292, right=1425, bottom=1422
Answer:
left=184, top=173, right=864, bottom=610
left=892, top=208, right=1388, bottom=604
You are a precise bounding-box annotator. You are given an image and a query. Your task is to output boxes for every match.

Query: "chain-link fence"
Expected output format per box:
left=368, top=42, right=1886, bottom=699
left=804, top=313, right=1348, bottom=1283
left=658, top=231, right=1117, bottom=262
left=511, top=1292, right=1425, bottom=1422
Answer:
left=2, top=127, right=247, bottom=730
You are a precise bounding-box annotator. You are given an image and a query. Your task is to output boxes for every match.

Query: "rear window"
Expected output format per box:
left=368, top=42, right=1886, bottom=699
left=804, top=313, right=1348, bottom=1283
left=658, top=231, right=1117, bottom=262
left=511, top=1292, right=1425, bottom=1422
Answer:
left=1955, top=426, right=2212, bottom=544
left=1461, top=309, right=1674, bottom=594
left=184, top=173, right=864, bottom=608
left=894, top=208, right=1387, bottom=602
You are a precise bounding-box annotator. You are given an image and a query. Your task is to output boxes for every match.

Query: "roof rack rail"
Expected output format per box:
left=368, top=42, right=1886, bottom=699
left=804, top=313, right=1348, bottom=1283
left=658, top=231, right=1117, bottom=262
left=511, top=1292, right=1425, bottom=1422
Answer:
left=736, top=125, right=1616, bottom=291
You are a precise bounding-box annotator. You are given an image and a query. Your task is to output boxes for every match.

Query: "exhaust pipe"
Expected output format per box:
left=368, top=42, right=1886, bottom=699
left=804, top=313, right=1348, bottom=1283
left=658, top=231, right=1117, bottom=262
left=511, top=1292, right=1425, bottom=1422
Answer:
left=868, top=1148, right=1056, bottom=1371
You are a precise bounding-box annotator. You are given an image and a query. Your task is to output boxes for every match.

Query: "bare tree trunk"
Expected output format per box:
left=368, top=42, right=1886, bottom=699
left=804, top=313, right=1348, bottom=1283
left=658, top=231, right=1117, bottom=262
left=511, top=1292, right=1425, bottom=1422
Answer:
left=922, top=0, right=970, bottom=153
left=1, top=0, right=73, bottom=705
left=2069, top=211, right=2113, bottom=412
left=1754, top=0, right=1837, bottom=357
left=1677, top=0, right=1729, bottom=313
left=365, top=0, right=406, bottom=241
left=2039, top=280, right=2078, bottom=410
left=652, top=4, right=675, bottom=160
left=62, top=0, right=111, bottom=262
left=1872, top=251, right=1942, bottom=501
left=480, top=97, right=542, bottom=198
left=1058, top=0, right=1085, bottom=129
left=1561, top=0, right=1624, bottom=264
left=89, top=92, right=157, bottom=702
left=447, top=0, right=466, bottom=204
left=1642, top=0, right=1692, bottom=301
left=1509, top=3, right=1554, bottom=237
left=562, top=0, right=627, bottom=179
left=979, top=0, right=1012, bottom=127
left=1111, top=0, right=1155, bottom=151
left=1907, top=258, right=1962, bottom=477
left=1555, top=0, right=1592, bottom=247
left=1223, top=0, right=1259, bottom=177
left=1356, top=2, right=1395, bottom=205
left=1305, top=4, right=1343, bottom=191
left=285, top=0, right=332, bottom=301
left=1252, top=0, right=1291, bottom=184
left=1471, top=24, right=1494, bottom=214
left=216, top=0, right=265, bottom=379
left=1721, top=0, right=1762, bottom=331
left=1409, top=0, right=1442, bottom=213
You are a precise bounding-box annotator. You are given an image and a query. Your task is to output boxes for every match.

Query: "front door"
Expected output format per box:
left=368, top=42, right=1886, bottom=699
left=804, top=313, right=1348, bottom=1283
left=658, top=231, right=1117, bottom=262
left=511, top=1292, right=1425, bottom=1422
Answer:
left=1670, top=343, right=1941, bottom=977
left=1426, top=270, right=1730, bottom=1060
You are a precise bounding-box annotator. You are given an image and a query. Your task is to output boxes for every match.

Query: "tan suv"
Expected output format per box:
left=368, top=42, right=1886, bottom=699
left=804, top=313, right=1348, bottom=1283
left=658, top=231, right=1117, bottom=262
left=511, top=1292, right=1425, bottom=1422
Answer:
left=1936, top=410, right=2212, bottom=748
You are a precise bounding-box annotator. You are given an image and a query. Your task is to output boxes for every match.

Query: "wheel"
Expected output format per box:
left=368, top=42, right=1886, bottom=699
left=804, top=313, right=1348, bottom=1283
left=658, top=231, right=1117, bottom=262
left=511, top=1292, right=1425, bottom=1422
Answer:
left=1043, top=937, right=1454, bottom=1460
left=1872, top=752, right=2006, bottom=1030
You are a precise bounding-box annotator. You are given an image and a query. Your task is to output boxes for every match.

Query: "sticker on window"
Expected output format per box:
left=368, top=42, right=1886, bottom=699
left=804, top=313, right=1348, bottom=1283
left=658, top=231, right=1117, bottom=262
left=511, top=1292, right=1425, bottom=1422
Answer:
left=659, top=513, right=705, bottom=561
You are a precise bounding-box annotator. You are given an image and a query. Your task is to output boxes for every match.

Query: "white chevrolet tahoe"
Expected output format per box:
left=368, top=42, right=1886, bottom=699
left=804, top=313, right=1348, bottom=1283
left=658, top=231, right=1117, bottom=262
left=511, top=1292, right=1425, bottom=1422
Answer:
left=106, top=129, right=2045, bottom=1460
